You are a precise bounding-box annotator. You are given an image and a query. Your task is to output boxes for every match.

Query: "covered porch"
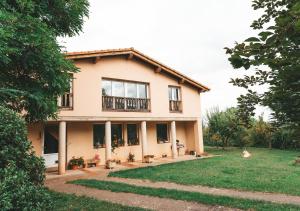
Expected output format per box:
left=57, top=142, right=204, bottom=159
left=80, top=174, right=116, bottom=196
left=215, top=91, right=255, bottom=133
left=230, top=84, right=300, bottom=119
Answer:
left=42, top=118, right=204, bottom=175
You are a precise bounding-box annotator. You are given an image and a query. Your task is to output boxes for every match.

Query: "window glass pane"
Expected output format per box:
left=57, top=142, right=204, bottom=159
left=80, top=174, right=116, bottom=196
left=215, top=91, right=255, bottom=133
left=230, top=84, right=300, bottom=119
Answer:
left=112, top=81, right=125, bottom=97
left=138, top=84, right=147, bottom=99
left=168, top=87, right=172, bottom=100
left=127, top=124, right=139, bottom=145
left=126, top=82, right=137, bottom=98
left=93, top=124, right=105, bottom=148
left=102, top=80, right=112, bottom=96
left=176, top=88, right=180, bottom=100
left=156, top=124, right=169, bottom=143
left=111, top=124, right=124, bottom=147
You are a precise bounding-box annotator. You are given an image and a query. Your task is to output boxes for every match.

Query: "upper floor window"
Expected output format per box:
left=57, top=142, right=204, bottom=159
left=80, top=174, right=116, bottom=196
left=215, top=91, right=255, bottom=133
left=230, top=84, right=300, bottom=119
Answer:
left=58, top=77, right=73, bottom=109
left=168, top=86, right=182, bottom=112
left=102, top=78, right=150, bottom=112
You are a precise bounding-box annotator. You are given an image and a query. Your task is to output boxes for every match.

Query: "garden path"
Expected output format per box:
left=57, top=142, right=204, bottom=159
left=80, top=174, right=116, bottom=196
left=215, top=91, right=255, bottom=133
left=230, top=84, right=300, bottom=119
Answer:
left=46, top=173, right=238, bottom=211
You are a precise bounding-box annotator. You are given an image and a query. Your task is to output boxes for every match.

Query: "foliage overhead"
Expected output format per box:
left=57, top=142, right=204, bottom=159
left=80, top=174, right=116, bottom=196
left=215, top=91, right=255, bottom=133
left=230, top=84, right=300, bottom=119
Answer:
left=0, top=0, right=89, bottom=122
left=225, top=0, right=300, bottom=128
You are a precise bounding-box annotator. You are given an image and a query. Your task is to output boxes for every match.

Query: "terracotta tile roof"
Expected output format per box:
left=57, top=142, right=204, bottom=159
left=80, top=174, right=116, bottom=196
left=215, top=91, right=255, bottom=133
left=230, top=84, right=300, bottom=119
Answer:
left=65, top=48, right=210, bottom=92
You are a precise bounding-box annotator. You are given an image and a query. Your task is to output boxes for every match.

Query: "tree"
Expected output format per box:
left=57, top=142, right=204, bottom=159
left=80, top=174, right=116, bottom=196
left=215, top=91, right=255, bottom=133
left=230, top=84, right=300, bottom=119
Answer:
left=0, top=0, right=89, bottom=122
left=0, top=1, right=89, bottom=210
left=206, top=107, right=243, bottom=149
left=0, top=106, right=51, bottom=210
left=225, top=0, right=300, bottom=128
left=247, top=116, right=273, bottom=148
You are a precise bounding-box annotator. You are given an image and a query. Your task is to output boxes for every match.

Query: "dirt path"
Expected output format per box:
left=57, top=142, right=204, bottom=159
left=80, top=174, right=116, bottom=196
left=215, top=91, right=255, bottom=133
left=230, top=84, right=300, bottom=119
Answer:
left=102, top=176, right=300, bottom=206
left=46, top=175, right=239, bottom=211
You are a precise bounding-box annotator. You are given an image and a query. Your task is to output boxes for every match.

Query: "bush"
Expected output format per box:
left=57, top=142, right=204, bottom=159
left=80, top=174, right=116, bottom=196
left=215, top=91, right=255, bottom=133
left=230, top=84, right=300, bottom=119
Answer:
left=0, top=106, right=51, bottom=210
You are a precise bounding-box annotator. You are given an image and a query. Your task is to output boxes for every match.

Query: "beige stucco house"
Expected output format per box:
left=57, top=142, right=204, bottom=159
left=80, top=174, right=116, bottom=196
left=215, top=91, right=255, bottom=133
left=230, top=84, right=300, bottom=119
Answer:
left=27, top=48, right=209, bottom=174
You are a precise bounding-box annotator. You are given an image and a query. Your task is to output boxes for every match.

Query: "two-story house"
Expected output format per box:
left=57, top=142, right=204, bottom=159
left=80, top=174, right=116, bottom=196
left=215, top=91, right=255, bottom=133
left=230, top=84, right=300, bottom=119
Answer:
left=27, top=48, right=209, bottom=174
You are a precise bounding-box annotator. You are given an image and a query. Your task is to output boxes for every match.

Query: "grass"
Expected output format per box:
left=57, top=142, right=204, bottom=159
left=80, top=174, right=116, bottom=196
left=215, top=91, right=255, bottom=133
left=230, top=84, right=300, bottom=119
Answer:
left=109, top=147, right=300, bottom=196
left=50, top=191, right=148, bottom=211
left=70, top=179, right=300, bottom=211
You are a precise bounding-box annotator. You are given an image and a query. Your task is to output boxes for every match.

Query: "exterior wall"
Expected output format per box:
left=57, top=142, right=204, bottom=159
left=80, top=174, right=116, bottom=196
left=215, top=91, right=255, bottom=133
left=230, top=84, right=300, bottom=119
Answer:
left=26, top=56, right=205, bottom=169
left=58, top=57, right=201, bottom=119
left=66, top=121, right=194, bottom=164
left=27, top=123, right=43, bottom=156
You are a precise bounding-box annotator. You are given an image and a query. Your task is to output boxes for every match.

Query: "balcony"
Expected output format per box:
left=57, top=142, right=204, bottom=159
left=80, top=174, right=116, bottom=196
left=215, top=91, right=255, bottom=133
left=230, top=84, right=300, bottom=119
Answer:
left=102, top=96, right=151, bottom=112
left=58, top=93, right=73, bottom=109
left=169, top=100, right=182, bottom=112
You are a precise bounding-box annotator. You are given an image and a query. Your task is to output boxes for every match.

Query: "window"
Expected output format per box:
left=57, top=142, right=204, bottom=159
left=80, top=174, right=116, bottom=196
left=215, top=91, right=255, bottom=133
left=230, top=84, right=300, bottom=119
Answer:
left=93, top=124, right=105, bottom=148
left=102, top=80, right=112, bottom=96
left=58, top=77, right=73, bottom=108
left=137, top=84, right=147, bottom=99
left=168, top=86, right=182, bottom=112
left=111, top=124, right=124, bottom=147
left=127, top=124, right=139, bottom=146
left=156, top=124, right=169, bottom=143
left=102, top=79, right=148, bottom=99
left=168, top=86, right=181, bottom=101
left=112, top=81, right=125, bottom=97
left=93, top=124, right=124, bottom=148
left=102, top=79, right=150, bottom=111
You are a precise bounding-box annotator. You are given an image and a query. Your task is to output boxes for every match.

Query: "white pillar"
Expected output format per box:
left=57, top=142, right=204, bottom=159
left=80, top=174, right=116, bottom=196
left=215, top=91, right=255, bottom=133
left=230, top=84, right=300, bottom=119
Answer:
left=171, top=121, right=178, bottom=158
left=58, top=121, right=66, bottom=175
left=194, top=118, right=204, bottom=155
left=141, top=121, right=147, bottom=161
left=105, top=121, right=112, bottom=161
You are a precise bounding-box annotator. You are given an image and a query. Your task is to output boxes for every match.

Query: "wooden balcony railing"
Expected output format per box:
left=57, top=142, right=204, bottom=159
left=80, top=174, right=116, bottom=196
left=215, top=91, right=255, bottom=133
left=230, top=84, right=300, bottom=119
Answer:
left=102, top=96, right=150, bottom=112
left=169, top=100, right=182, bottom=112
left=58, top=93, right=73, bottom=109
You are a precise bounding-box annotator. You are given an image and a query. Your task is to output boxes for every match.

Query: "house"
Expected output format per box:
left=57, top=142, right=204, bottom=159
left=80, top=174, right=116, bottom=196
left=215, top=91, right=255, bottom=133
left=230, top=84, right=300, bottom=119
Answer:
left=27, top=48, right=209, bottom=175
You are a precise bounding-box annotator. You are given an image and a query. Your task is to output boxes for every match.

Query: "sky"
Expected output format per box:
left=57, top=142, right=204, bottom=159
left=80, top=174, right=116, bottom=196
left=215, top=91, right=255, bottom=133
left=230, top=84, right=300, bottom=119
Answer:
left=60, top=0, right=270, bottom=119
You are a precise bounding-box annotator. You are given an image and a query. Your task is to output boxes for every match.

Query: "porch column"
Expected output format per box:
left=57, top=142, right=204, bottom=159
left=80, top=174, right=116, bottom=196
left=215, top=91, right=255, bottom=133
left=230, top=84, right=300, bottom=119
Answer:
left=194, top=118, right=204, bottom=155
left=141, top=121, right=147, bottom=161
left=58, top=121, right=66, bottom=175
left=105, top=121, right=112, bottom=161
left=171, top=121, right=178, bottom=158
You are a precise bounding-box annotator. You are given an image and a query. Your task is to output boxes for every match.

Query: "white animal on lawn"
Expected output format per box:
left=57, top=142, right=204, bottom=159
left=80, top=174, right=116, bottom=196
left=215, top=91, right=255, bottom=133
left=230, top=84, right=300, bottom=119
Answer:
left=242, top=150, right=251, bottom=158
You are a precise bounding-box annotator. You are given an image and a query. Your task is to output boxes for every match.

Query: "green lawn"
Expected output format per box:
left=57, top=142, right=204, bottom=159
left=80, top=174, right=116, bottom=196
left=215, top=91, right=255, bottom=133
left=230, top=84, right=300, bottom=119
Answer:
left=109, top=147, right=300, bottom=196
left=70, top=179, right=300, bottom=211
left=50, top=191, right=148, bottom=211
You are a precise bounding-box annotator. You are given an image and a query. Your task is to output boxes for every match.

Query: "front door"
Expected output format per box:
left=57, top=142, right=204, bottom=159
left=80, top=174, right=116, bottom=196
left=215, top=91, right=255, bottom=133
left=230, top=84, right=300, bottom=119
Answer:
left=43, top=126, right=59, bottom=168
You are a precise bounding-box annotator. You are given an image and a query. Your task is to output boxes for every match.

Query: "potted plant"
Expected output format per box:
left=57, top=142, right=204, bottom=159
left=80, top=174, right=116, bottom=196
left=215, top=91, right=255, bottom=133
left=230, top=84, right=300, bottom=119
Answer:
left=144, top=155, right=154, bottom=163
left=69, top=156, right=84, bottom=170
left=128, top=152, right=135, bottom=162
left=106, top=159, right=117, bottom=169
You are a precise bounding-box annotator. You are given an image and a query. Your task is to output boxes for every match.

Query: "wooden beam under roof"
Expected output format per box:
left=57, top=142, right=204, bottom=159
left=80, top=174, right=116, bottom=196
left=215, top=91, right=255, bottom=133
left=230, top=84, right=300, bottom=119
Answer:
left=155, top=67, right=162, bottom=73
left=93, top=56, right=101, bottom=64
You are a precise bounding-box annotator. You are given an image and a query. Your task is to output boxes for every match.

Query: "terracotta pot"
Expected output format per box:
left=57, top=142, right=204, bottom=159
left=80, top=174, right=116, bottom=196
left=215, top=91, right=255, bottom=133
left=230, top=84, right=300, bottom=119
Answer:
left=71, top=165, right=78, bottom=170
left=106, top=161, right=116, bottom=169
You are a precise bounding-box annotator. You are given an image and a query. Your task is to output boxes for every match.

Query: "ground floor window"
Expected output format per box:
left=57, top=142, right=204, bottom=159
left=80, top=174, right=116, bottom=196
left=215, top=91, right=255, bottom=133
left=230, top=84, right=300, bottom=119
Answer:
left=127, top=124, right=139, bottom=146
left=156, top=123, right=169, bottom=143
left=112, top=124, right=124, bottom=147
left=93, top=124, right=105, bottom=148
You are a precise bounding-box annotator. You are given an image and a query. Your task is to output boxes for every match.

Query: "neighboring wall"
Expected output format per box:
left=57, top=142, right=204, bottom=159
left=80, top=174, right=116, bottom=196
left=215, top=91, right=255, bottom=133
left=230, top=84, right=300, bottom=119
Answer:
left=59, top=57, right=201, bottom=119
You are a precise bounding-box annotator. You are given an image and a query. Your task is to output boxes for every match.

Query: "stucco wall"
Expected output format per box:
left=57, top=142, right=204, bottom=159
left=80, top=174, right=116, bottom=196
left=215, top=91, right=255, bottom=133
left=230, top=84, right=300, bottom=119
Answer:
left=58, top=57, right=201, bottom=119
left=27, top=123, right=43, bottom=156
left=65, top=121, right=194, bottom=165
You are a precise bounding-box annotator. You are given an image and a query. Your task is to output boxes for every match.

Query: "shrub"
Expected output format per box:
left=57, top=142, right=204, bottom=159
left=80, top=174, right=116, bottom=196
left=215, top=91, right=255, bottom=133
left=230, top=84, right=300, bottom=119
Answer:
left=0, top=106, right=51, bottom=210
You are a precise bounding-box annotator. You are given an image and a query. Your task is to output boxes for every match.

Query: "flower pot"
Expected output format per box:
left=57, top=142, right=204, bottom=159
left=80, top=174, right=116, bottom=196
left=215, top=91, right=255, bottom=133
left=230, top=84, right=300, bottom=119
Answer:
left=71, top=165, right=78, bottom=170
left=106, top=161, right=116, bottom=169
left=144, top=155, right=154, bottom=163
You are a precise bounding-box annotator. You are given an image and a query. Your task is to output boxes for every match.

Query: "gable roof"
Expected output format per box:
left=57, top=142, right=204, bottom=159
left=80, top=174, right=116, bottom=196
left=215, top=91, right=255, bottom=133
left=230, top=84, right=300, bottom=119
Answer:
left=65, top=48, right=210, bottom=92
